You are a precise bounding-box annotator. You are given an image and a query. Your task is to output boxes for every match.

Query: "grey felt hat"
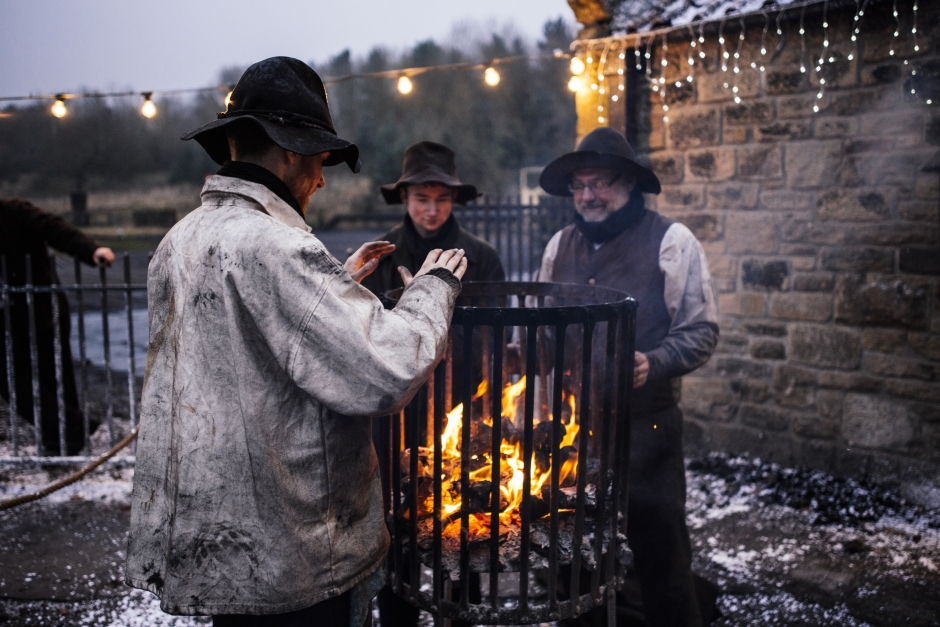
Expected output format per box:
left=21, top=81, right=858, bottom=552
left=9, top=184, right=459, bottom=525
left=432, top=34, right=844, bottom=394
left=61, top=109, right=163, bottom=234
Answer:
left=380, top=141, right=479, bottom=205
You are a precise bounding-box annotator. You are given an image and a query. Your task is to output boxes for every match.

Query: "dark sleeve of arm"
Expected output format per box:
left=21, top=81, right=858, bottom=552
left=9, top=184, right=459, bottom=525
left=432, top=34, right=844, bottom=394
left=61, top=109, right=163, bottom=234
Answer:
left=17, top=203, right=99, bottom=265
left=644, top=224, right=719, bottom=381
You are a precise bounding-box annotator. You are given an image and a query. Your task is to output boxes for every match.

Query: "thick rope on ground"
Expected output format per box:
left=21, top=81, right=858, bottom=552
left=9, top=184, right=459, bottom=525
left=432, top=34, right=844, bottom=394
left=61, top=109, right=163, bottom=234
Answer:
left=0, top=426, right=139, bottom=511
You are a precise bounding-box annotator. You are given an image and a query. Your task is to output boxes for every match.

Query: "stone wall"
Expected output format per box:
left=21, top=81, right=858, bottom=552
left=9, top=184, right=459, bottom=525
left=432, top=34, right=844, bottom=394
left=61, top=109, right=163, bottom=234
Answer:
left=580, top=0, right=940, bottom=505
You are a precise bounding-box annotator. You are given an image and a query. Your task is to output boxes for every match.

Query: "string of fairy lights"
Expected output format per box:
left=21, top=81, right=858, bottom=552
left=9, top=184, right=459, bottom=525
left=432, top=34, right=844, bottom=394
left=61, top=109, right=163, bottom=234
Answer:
left=565, top=0, right=932, bottom=127
left=0, top=52, right=568, bottom=120
left=2, top=0, right=931, bottom=126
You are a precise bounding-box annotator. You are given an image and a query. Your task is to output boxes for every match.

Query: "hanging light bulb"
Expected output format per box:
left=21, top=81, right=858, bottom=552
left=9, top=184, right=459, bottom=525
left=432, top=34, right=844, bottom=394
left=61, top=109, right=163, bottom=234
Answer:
left=397, top=75, right=413, bottom=95
left=50, top=94, right=68, bottom=118
left=223, top=88, right=234, bottom=108
left=483, top=65, right=501, bottom=87
left=569, top=56, right=586, bottom=76
left=567, top=75, right=584, bottom=92
left=140, top=92, right=157, bottom=118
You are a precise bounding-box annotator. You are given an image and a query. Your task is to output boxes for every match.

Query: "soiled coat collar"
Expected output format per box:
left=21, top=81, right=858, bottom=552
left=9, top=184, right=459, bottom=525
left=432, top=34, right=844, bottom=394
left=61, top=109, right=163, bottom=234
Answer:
left=201, top=173, right=312, bottom=233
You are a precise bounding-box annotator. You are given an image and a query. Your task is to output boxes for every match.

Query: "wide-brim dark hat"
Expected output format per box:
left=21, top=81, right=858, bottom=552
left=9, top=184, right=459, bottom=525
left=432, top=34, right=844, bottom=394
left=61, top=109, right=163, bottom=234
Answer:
left=182, top=56, right=360, bottom=172
left=381, top=141, right=479, bottom=205
left=540, top=127, right=660, bottom=196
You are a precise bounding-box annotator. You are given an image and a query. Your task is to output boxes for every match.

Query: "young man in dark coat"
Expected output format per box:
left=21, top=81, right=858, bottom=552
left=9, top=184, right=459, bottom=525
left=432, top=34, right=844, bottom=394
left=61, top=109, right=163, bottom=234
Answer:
left=0, top=198, right=115, bottom=455
left=537, top=127, right=719, bottom=626
left=360, top=141, right=504, bottom=304
left=362, top=141, right=504, bottom=627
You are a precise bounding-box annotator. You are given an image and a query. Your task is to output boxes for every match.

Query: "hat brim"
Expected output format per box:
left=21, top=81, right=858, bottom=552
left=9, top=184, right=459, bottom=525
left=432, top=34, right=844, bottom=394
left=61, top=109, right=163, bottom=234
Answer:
left=182, top=115, right=361, bottom=173
left=380, top=179, right=479, bottom=205
left=539, top=151, right=661, bottom=196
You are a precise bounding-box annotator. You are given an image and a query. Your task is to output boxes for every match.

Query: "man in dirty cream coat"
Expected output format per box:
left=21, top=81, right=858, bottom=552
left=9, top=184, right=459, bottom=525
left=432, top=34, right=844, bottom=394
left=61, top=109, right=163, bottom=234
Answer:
left=126, top=57, right=468, bottom=626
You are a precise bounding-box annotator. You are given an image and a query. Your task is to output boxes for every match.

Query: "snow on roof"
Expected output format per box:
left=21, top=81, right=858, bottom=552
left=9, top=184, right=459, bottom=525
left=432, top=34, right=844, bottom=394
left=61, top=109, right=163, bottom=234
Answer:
left=615, top=0, right=806, bottom=34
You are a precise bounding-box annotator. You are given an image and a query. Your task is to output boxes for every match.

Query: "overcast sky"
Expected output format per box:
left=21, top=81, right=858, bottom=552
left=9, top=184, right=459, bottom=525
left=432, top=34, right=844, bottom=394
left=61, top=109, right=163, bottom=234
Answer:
left=1, top=0, right=574, bottom=99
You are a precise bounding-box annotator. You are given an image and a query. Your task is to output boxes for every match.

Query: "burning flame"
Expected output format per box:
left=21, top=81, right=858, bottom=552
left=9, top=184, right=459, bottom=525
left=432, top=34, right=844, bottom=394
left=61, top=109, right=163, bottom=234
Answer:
left=424, top=376, right=579, bottom=538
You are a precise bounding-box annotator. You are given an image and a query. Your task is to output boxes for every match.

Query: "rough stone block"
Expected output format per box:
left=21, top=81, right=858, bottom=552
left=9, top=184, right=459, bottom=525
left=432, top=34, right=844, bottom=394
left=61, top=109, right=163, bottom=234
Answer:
left=814, top=117, right=856, bottom=138
left=742, top=259, right=788, bottom=290
left=857, top=111, right=926, bottom=137
left=725, top=101, right=774, bottom=125
left=729, top=378, right=773, bottom=403
left=745, top=322, right=787, bottom=337
left=883, top=379, right=940, bottom=403
left=706, top=183, right=760, bottom=210
left=791, top=273, right=834, bottom=292
left=738, top=145, right=783, bottom=179
left=715, top=331, right=748, bottom=354
left=821, top=247, right=893, bottom=272
left=722, top=125, right=752, bottom=144
left=862, top=353, right=939, bottom=381
left=913, top=173, right=940, bottom=199
left=843, top=393, right=915, bottom=449
left=669, top=107, right=720, bottom=149
left=750, top=339, right=786, bottom=360
left=794, top=408, right=839, bottom=440
left=790, top=324, right=862, bottom=369
left=821, top=90, right=880, bottom=117
left=769, top=293, right=833, bottom=321
left=785, top=140, right=844, bottom=187
left=718, top=291, right=767, bottom=317
left=845, top=223, right=937, bottom=247
left=755, top=120, right=813, bottom=143
left=676, top=213, right=722, bottom=241
left=739, top=403, right=791, bottom=431
left=685, top=147, right=735, bottom=181
left=861, top=62, right=904, bottom=87
left=789, top=256, right=817, bottom=271
left=909, top=332, right=940, bottom=360
left=657, top=184, right=706, bottom=210
left=726, top=212, right=778, bottom=254
left=759, top=189, right=817, bottom=211
left=777, top=94, right=817, bottom=119
left=697, top=69, right=759, bottom=103
left=649, top=152, right=684, bottom=185
left=715, top=356, right=774, bottom=380
left=900, top=247, right=940, bottom=275
left=819, top=372, right=884, bottom=395
left=928, top=114, right=940, bottom=146
left=862, top=328, right=907, bottom=352
left=766, top=69, right=809, bottom=95
left=816, top=189, right=891, bottom=221
left=681, top=377, right=736, bottom=422
left=835, top=274, right=930, bottom=329
left=900, top=200, right=940, bottom=220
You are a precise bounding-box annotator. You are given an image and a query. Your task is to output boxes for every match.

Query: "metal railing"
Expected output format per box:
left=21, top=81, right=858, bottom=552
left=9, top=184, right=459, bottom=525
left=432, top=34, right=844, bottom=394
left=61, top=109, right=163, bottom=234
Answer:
left=0, top=200, right=574, bottom=459
left=1, top=254, right=147, bottom=459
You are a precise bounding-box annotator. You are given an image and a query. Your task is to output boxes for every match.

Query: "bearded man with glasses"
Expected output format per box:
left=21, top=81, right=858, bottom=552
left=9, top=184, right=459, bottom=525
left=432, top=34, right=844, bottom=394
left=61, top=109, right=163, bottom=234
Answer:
left=537, top=127, right=719, bottom=626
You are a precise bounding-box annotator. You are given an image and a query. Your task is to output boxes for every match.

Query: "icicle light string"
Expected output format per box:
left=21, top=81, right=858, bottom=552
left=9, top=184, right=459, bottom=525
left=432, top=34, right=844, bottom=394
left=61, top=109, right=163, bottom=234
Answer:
left=813, top=0, right=830, bottom=112
left=799, top=3, right=809, bottom=74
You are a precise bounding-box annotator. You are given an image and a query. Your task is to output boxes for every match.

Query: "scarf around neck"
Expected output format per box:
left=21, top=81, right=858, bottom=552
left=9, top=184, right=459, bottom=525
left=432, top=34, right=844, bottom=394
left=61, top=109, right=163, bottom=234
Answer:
left=574, top=190, right=646, bottom=244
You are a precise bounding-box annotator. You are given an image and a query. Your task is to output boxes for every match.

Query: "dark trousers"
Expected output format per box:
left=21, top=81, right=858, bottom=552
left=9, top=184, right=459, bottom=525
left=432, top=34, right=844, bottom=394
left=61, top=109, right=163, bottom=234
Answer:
left=563, top=405, right=704, bottom=627
left=0, top=293, right=88, bottom=455
left=212, top=588, right=368, bottom=627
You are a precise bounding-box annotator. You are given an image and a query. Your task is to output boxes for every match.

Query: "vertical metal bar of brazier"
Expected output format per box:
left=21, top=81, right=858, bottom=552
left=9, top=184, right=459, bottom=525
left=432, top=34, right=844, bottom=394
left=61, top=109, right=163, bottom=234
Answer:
left=488, top=324, right=503, bottom=608
left=592, top=319, right=618, bottom=594
left=391, top=406, right=403, bottom=595
left=458, top=322, right=473, bottom=608
left=124, top=254, right=138, bottom=429
left=24, top=256, right=44, bottom=455
left=432, top=362, right=445, bottom=612
left=617, top=305, right=636, bottom=563
left=49, top=255, right=67, bottom=455
left=408, top=394, right=420, bottom=603
left=604, top=315, right=626, bottom=582
left=547, top=321, right=567, bottom=608
left=518, top=323, right=538, bottom=610
left=569, top=318, right=594, bottom=615
left=100, top=266, right=115, bottom=444
left=2, top=258, right=19, bottom=454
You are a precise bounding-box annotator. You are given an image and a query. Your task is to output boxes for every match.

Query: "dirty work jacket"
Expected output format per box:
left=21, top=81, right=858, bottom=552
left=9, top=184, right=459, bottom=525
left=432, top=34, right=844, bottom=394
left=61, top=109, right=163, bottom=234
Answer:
left=125, top=175, right=460, bottom=616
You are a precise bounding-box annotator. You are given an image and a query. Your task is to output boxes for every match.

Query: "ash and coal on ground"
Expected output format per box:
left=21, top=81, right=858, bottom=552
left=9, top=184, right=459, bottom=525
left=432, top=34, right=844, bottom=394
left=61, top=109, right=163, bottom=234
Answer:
left=0, top=453, right=937, bottom=626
